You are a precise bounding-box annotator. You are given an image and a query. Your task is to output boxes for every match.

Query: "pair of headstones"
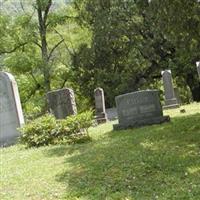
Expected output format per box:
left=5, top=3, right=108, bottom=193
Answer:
left=0, top=72, right=78, bottom=146
left=47, top=87, right=108, bottom=124
left=113, top=66, right=199, bottom=129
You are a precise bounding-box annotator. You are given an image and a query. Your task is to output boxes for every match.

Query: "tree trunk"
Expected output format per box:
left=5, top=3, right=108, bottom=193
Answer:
left=37, top=0, right=52, bottom=92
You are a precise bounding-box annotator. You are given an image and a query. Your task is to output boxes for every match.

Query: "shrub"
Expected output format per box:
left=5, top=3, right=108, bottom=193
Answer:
left=20, top=111, right=93, bottom=147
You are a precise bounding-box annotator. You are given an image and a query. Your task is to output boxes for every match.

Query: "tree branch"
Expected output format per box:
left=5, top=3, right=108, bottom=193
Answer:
left=36, top=0, right=43, bottom=32
left=44, top=0, right=52, bottom=24
left=33, top=41, right=42, bottom=49
left=48, top=39, right=64, bottom=60
left=29, top=71, right=42, bottom=88
left=54, top=29, right=75, bottom=56
left=20, top=0, right=25, bottom=13
left=60, top=78, right=67, bottom=88
left=0, top=42, right=28, bottom=55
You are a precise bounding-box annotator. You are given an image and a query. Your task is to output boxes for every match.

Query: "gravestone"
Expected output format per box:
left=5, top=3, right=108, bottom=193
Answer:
left=113, top=90, right=169, bottom=130
left=47, top=88, right=77, bottom=119
left=94, top=88, right=107, bottom=124
left=174, top=87, right=181, bottom=104
left=0, top=72, right=24, bottom=146
left=106, top=107, right=117, bottom=121
left=196, top=61, right=200, bottom=78
left=161, top=70, right=179, bottom=109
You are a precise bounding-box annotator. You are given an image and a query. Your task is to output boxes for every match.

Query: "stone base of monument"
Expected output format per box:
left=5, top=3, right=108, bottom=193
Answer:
left=96, top=118, right=107, bottom=124
left=0, top=136, right=19, bottom=147
left=113, top=115, right=170, bottom=130
left=163, top=98, right=180, bottom=109
left=95, top=112, right=108, bottom=124
left=163, top=104, right=180, bottom=109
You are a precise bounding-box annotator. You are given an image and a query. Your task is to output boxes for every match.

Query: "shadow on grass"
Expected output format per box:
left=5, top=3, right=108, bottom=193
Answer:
left=45, top=113, right=200, bottom=200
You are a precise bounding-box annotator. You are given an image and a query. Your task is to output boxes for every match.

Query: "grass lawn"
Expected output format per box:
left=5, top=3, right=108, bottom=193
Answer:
left=1, top=103, right=200, bottom=200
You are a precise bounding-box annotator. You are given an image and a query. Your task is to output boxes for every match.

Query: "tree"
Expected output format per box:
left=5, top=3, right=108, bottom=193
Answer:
left=1, top=0, right=76, bottom=115
left=72, top=0, right=179, bottom=106
left=147, top=0, right=200, bottom=101
left=73, top=0, right=200, bottom=105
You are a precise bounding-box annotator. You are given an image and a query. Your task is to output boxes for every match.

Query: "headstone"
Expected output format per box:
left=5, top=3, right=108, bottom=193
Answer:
left=161, top=70, right=179, bottom=109
left=94, top=88, right=107, bottom=124
left=196, top=61, right=200, bottom=78
left=106, top=107, right=118, bottom=121
left=174, top=87, right=181, bottom=104
left=0, top=72, right=24, bottom=146
left=113, top=90, right=170, bottom=130
left=47, top=88, right=77, bottom=119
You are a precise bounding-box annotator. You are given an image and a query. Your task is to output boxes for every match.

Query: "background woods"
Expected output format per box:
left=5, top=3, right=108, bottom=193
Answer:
left=0, top=0, right=200, bottom=117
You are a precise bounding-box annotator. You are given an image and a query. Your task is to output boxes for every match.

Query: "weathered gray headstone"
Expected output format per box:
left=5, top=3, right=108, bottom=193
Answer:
left=174, top=87, right=181, bottom=104
left=0, top=72, right=24, bottom=146
left=113, top=90, right=169, bottom=130
left=196, top=61, right=200, bottom=78
left=94, top=88, right=107, bottom=124
left=161, top=70, right=179, bottom=109
left=47, top=88, right=77, bottom=119
left=106, top=107, right=117, bottom=121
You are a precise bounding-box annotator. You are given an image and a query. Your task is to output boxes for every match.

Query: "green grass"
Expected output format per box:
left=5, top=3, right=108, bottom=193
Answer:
left=1, top=103, right=200, bottom=200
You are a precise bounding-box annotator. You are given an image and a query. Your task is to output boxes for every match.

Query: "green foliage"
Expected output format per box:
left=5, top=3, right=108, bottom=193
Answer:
left=72, top=0, right=147, bottom=106
left=20, top=111, right=93, bottom=147
left=72, top=0, right=199, bottom=106
left=1, top=0, right=200, bottom=116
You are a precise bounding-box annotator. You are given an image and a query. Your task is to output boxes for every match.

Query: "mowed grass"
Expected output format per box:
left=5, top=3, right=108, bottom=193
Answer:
left=1, top=103, right=200, bottom=200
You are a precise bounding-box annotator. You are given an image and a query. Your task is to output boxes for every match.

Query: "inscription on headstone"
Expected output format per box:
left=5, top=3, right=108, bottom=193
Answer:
left=47, top=88, right=77, bottom=119
left=113, top=90, right=169, bottom=130
left=161, top=70, right=179, bottom=109
left=0, top=72, right=24, bottom=146
left=94, top=88, right=107, bottom=124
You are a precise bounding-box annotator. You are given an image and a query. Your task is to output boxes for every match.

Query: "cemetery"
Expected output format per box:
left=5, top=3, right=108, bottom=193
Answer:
left=1, top=1, right=200, bottom=200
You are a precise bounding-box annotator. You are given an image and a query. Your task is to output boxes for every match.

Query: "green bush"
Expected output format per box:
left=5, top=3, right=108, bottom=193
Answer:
left=20, top=111, right=93, bottom=147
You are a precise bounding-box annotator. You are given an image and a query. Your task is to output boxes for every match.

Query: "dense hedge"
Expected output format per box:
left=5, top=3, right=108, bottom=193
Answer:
left=19, top=111, right=93, bottom=147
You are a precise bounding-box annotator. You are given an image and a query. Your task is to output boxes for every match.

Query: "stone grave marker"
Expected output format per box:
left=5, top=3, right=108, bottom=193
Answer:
left=106, top=107, right=117, bottom=121
left=47, top=88, right=77, bottom=119
left=113, top=90, right=169, bottom=130
left=94, top=88, right=107, bottom=124
left=161, top=70, right=179, bottom=109
left=0, top=72, right=24, bottom=146
left=174, top=87, right=181, bottom=104
left=196, top=61, right=200, bottom=78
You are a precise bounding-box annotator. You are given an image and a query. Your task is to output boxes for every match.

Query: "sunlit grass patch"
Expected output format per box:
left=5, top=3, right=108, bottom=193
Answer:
left=1, top=103, right=200, bottom=200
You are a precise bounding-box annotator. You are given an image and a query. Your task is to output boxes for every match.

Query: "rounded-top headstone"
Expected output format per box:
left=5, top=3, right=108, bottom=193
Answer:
left=161, top=69, right=179, bottom=108
left=94, top=87, right=106, bottom=113
left=94, top=87, right=107, bottom=124
left=47, top=88, right=77, bottom=119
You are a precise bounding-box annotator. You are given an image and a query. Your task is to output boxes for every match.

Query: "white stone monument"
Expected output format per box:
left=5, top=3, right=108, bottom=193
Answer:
left=0, top=72, right=24, bottom=146
left=94, top=88, right=107, bottom=124
left=161, top=70, right=179, bottom=109
left=196, top=61, right=200, bottom=78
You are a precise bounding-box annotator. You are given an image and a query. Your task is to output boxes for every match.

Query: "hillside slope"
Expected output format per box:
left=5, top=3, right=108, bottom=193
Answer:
left=1, top=103, right=200, bottom=200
